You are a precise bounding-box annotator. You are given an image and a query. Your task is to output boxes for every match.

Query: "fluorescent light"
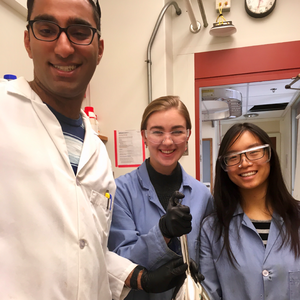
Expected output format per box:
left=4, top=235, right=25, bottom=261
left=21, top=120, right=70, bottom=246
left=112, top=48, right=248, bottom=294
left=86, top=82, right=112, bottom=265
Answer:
left=244, top=113, right=259, bottom=118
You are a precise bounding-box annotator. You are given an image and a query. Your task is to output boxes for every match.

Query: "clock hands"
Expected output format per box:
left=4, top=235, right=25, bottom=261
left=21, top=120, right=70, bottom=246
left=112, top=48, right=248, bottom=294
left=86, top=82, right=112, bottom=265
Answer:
left=256, top=0, right=263, bottom=13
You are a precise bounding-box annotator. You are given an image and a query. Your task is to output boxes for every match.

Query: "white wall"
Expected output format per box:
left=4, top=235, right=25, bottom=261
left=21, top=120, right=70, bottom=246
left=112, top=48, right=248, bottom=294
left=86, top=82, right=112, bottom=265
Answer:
left=0, top=1, right=32, bottom=80
left=1, top=0, right=300, bottom=181
left=172, top=0, right=299, bottom=55
left=92, top=0, right=171, bottom=177
left=170, top=0, right=299, bottom=185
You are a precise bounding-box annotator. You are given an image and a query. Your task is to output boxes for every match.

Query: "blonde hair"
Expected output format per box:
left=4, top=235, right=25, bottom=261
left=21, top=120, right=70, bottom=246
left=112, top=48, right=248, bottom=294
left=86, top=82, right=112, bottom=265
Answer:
left=140, top=96, right=191, bottom=130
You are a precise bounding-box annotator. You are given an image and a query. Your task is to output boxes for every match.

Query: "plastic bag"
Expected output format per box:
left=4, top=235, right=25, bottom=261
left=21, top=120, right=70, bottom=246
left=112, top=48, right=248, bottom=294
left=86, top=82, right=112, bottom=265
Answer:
left=174, top=235, right=210, bottom=300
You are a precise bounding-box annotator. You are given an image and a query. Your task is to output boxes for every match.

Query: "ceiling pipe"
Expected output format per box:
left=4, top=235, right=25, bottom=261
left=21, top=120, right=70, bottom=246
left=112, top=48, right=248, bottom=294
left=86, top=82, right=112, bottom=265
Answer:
left=196, top=0, right=208, bottom=28
left=146, top=1, right=181, bottom=103
left=183, top=0, right=201, bottom=33
left=285, top=74, right=300, bottom=90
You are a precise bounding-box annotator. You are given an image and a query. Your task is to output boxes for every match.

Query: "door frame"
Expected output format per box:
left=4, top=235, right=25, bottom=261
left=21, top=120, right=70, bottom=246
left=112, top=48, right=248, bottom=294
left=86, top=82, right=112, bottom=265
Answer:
left=194, top=41, right=300, bottom=180
left=202, top=138, right=213, bottom=193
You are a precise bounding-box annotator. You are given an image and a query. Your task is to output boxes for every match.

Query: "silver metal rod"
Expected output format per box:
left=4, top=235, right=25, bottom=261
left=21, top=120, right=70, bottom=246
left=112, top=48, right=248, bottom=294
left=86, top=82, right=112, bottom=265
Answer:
left=146, top=1, right=181, bottom=103
left=285, top=74, right=300, bottom=90
left=196, top=0, right=208, bottom=28
left=180, top=235, right=190, bottom=268
left=183, top=0, right=201, bottom=33
left=180, top=235, right=211, bottom=300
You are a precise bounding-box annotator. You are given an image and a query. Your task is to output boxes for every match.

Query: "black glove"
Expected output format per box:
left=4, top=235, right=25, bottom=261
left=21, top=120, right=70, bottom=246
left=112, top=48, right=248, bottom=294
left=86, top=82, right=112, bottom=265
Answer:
left=189, top=259, right=205, bottom=283
left=141, top=258, right=187, bottom=293
left=159, top=191, right=192, bottom=238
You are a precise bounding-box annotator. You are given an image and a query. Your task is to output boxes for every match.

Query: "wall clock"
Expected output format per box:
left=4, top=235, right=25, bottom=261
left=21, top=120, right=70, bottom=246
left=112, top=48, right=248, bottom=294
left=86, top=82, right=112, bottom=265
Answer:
left=245, top=0, right=277, bottom=18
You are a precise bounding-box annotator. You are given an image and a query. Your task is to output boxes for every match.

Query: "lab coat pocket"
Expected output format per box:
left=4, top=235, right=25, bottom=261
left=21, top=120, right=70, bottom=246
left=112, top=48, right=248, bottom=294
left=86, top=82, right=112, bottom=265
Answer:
left=289, top=271, right=300, bottom=300
left=90, top=190, right=112, bottom=247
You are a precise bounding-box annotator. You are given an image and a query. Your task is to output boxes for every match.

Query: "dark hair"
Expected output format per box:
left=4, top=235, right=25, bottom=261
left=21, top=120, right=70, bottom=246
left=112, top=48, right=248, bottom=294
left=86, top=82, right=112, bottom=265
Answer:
left=213, top=122, right=300, bottom=265
left=27, top=0, right=101, bottom=32
left=140, top=96, right=192, bottom=131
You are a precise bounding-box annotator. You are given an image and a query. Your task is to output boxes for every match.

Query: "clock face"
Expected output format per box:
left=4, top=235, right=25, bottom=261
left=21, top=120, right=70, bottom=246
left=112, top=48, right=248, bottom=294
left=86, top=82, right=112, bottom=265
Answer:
left=245, top=0, right=276, bottom=18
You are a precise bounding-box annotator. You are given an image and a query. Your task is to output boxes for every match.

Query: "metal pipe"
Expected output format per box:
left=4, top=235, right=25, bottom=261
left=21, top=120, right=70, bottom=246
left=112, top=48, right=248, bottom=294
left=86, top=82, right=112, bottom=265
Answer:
left=183, top=0, right=201, bottom=33
left=174, top=198, right=210, bottom=300
left=196, top=0, right=208, bottom=28
left=179, top=234, right=211, bottom=300
left=285, top=74, right=300, bottom=90
left=146, top=1, right=181, bottom=103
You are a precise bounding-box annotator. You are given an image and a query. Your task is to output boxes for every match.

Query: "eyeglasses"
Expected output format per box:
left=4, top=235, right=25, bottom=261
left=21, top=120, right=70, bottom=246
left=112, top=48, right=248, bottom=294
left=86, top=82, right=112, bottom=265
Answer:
left=28, top=20, right=101, bottom=45
left=144, top=129, right=189, bottom=144
left=220, top=144, right=271, bottom=169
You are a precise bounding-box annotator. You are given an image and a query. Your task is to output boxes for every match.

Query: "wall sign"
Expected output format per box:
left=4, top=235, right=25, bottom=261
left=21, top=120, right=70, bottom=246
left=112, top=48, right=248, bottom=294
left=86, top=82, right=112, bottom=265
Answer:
left=114, top=130, right=145, bottom=168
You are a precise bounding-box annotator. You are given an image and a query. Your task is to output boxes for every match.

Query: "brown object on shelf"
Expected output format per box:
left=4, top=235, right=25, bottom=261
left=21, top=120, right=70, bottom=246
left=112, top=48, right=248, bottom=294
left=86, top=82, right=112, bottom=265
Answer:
left=98, top=134, right=108, bottom=143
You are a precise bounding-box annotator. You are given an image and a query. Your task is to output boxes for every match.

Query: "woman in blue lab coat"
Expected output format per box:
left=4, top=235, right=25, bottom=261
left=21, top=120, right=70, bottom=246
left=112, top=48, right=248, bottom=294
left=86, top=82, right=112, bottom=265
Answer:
left=108, top=95, right=213, bottom=300
left=199, top=122, right=300, bottom=300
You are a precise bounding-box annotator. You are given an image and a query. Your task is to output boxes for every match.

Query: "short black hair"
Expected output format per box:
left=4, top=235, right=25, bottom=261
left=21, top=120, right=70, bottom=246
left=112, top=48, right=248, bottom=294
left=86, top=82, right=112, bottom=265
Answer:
left=27, top=0, right=101, bottom=32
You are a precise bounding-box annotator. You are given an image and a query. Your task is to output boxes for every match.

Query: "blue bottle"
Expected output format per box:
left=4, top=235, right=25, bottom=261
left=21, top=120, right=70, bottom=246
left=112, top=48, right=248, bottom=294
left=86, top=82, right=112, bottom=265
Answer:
left=4, top=74, right=17, bottom=80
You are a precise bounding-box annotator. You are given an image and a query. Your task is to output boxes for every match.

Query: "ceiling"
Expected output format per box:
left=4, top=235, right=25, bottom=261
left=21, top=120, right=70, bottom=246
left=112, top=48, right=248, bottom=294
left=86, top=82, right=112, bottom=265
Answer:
left=201, top=77, right=300, bottom=123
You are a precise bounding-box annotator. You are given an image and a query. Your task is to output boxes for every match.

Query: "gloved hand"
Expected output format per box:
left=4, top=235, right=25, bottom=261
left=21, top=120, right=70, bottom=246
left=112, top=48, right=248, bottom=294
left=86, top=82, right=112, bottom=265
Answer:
left=159, top=191, right=192, bottom=238
left=189, top=259, right=205, bottom=283
left=141, top=258, right=187, bottom=293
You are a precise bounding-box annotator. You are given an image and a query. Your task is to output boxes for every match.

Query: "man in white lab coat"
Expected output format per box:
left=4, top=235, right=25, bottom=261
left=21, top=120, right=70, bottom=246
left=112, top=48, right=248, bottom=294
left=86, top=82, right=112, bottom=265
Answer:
left=0, top=0, right=188, bottom=299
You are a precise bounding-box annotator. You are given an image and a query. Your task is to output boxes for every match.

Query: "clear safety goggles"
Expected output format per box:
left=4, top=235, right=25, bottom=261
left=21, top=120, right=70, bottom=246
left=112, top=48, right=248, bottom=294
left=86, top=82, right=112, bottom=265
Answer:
left=144, top=129, right=189, bottom=144
left=220, top=144, right=271, bottom=170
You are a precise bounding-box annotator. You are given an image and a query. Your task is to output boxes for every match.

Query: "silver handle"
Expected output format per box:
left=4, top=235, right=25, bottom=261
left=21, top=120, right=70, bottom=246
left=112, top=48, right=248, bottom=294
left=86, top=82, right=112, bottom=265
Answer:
left=179, top=235, right=210, bottom=300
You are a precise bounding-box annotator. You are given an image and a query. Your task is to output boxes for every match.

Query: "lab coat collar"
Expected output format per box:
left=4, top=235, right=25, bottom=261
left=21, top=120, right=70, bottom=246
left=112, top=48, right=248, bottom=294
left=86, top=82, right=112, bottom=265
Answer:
left=263, top=213, right=284, bottom=262
left=136, top=160, right=193, bottom=192
left=136, top=161, right=194, bottom=213
left=6, top=77, right=39, bottom=102
left=5, top=77, right=73, bottom=172
left=134, top=161, right=192, bottom=212
left=232, top=203, right=244, bottom=217
left=232, top=203, right=284, bottom=225
left=77, top=112, right=99, bottom=172
left=233, top=203, right=284, bottom=262
left=6, top=77, right=98, bottom=175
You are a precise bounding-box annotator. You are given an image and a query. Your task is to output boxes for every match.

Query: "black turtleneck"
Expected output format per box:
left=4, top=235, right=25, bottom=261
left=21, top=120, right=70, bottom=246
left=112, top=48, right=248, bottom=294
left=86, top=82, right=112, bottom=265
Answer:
left=146, top=158, right=182, bottom=211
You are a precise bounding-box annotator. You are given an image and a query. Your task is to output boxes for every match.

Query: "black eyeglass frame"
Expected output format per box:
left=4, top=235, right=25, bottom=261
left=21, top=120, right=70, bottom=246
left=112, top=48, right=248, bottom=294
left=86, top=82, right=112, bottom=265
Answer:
left=219, top=144, right=271, bottom=171
left=27, top=20, right=101, bottom=46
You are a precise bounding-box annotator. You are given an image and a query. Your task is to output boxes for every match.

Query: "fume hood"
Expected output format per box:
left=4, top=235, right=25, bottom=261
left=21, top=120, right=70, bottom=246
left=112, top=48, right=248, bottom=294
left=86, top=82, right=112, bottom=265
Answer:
left=201, top=88, right=242, bottom=121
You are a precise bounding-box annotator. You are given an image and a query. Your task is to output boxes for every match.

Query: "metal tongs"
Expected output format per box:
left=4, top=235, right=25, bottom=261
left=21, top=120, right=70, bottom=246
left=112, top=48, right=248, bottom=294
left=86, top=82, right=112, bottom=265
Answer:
left=179, top=234, right=210, bottom=300
left=173, top=195, right=210, bottom=300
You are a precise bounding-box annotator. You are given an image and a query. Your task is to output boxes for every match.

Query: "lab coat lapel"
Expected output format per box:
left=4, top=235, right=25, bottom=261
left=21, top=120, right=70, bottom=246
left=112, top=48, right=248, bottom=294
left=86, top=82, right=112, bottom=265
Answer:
left=263, top=215, right=284, bottom=263
left=240, top=211, right=262, bottom=238
left=32, top=100, right=72, bottom=170
left=77, top=113, right=98, bottom=172
left=137, top=162, right=166, bottom=213
left=7, top=78, right=72, bottom=171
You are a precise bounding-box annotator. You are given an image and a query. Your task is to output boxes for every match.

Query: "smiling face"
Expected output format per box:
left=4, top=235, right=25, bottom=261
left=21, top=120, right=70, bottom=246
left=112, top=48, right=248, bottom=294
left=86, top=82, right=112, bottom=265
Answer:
left=24, top=0, right=103, bottom=103
left=225, top=130, right=270, bottom=193
left=141, top=108, right=190, bottom=175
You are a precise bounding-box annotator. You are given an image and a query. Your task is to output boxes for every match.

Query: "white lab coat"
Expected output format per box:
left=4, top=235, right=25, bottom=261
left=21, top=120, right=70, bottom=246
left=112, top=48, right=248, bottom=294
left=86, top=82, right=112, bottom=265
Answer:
left=0, top=78, right=135, bottom=300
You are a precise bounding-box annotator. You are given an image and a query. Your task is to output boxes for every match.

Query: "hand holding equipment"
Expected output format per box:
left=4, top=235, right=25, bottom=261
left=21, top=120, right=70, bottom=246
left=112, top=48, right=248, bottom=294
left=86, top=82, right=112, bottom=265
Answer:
left=189, top=259, right=205, bottom=284
left=140, top=257, right=187, bottom=293
left=159, top=191, right=192, bottom=238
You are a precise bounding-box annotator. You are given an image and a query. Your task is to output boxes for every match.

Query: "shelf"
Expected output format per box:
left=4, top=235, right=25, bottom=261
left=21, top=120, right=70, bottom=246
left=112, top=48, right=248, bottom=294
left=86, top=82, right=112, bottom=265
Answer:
left=98, top=134, right=108, bottom=142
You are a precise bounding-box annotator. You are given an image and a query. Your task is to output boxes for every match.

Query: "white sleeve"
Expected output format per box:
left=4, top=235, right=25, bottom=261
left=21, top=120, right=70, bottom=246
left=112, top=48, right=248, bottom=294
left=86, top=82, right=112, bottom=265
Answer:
left=106, top=250, right=137, bottom=300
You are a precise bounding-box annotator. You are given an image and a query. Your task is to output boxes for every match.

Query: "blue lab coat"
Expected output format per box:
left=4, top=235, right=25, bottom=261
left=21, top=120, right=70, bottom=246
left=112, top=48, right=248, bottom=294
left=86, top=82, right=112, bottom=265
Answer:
left=200, top=204, right=300, bottom=300
left=108, top=160, right=213, bottom=300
